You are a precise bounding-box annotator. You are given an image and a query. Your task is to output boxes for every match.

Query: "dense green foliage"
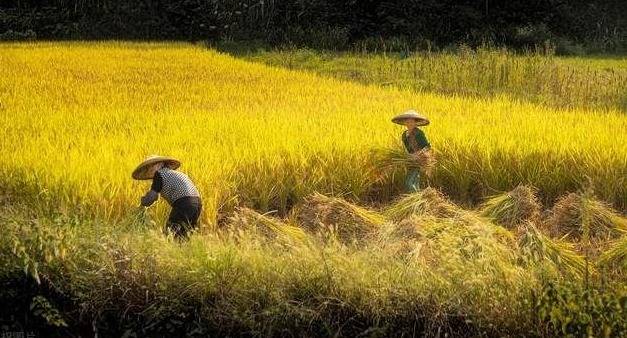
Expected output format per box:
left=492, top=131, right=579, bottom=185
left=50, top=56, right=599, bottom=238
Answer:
left=1, top=0, right=626, bottom=52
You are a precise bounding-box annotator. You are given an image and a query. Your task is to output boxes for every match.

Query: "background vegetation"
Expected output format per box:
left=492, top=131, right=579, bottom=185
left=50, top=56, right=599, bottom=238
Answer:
left=241, top=47, right=627, bottom=111
left=1, top=0, right=626, bottom=53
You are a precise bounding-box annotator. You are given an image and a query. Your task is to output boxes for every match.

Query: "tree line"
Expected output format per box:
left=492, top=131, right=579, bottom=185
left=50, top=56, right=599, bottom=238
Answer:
left=1, top=0, right=625, bottom=52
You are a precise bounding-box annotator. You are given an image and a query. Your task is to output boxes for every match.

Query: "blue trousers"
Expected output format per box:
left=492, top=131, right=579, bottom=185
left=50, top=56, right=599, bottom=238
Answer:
left=405, top=168, right=420, bottom=193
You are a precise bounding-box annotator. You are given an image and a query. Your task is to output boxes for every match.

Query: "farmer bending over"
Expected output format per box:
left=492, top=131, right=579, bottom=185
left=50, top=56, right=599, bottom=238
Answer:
left=392, top=110, right=432, bottom=193
left=132, top=155, right=202, bottom=240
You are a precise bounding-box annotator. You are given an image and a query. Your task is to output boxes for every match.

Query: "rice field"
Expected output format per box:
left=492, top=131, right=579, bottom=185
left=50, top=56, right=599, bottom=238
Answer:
left=1, top=42, right=625, bottom=222
left=243, top=47, right=627, bottom=111
left=0, top=42, right=626, bottom=336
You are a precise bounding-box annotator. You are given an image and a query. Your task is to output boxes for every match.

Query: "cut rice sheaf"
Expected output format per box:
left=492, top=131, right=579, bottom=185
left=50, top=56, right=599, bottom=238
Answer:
left=597, top=235, right=627, bottom=271
left=292, top=192, right=386, bottom=243
left=385, top=188, right=462, bottom=221
left=226, top=207, right=307, bottom=243
left=517, top=221, right=589, bottom=277
left=547, top=192, right=627, bottom=241
left=479, top=185, right=541, bottom=229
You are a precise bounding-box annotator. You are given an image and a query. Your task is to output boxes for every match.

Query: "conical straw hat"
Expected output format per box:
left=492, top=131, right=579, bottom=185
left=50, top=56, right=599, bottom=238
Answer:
left=132, top=155, right=181, bottom=180
left=392, top=110, right=430, bottom=126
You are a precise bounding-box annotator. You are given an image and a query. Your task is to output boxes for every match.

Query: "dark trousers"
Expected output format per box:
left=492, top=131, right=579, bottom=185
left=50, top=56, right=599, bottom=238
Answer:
left=166, top=196, right=202, bottom=240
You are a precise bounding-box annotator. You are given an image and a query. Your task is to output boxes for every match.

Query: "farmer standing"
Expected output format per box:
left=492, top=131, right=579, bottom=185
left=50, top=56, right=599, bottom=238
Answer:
left=392, top=110, right=432, bottom=193
left=132, top=155, right=202, bottom=240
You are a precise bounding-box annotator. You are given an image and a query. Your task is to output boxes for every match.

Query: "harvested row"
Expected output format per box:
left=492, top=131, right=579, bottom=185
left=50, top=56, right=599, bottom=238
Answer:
left=224, top=186, right=627, bottom=275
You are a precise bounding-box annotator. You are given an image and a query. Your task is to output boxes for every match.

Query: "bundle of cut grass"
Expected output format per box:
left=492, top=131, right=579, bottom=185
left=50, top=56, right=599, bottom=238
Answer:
left=292, top=193, right=386, bottom=243
left=517, top=221, right=588, bottom=277
left=479, top=185, right=541, bottom=229
left=597, top=235, right=627, bottom=271
left=547, top=193, right=627, bottom=241
left=385, top=188, right=462, bottom=221
left=227, top=207, right=307, bottom=243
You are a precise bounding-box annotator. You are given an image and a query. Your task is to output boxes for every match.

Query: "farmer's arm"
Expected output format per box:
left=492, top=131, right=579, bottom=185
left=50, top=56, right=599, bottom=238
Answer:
left=415, top=129, right=431, bottom=150
left=401, top=131, right=411, bottom=152
left=140, top=171, right=163, bottom=207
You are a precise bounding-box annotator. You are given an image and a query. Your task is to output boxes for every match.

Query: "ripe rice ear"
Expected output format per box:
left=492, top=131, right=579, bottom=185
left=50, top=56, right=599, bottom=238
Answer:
left=479, top=185, right=541, bottom=229
left=292, top=193, right=385, bottom=243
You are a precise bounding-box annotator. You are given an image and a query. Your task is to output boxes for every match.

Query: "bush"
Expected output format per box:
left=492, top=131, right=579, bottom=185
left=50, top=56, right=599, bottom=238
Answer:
left=535, top=282, right=627, bottom=337
left=0, top=0, right=624, bottom=51
left=0, top=29, right=36, bottom=41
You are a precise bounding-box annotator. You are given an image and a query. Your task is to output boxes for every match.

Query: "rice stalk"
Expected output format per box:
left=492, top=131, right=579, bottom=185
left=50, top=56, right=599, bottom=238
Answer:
left=372, top=146, right=435, bottom=173
left=517, top=221, right=588, bottom=277
left=597, top=235, right=627, bottom=270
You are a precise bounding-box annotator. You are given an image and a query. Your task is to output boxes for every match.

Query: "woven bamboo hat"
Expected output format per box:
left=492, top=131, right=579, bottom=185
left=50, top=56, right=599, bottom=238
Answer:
left=132, top=155, right=181, bottom=180
left=392, top=110, right=430, bottom=126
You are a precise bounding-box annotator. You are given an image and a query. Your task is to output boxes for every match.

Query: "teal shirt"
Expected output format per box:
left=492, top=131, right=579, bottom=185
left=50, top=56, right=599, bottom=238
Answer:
left=402, top=128, right=430, bottom=153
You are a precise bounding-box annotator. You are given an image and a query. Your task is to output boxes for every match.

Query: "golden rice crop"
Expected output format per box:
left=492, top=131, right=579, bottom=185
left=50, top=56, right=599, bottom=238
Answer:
left=0, top=42, right=626, bottom=228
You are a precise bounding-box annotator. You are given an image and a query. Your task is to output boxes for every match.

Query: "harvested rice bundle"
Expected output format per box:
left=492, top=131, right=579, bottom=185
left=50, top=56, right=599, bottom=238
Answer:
left=517, top=221, right=588, bottom=277
left=415, top=215, right=517, bottom=266
left=227, top=207, right=307, bottom=243
left=479, top=185, right=541, bottom=229
left=372, top=147, right=435, bottom=175
left=374, top=215, right=437, bottom=246
left=292, top=193, right=385, bottom=243
left=371, top=218, right=427, bottom=258
left=385, top=188, right=462, bottom=221
left=130, top=207, right=155, bottom=229
left=597, top=235, right=627, bottom=271
left=547, top=193, right=627, bottom=241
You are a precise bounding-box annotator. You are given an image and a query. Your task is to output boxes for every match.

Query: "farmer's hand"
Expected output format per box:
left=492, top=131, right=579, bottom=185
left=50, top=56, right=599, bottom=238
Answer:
left=140, top=190, right=158, bottom=207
